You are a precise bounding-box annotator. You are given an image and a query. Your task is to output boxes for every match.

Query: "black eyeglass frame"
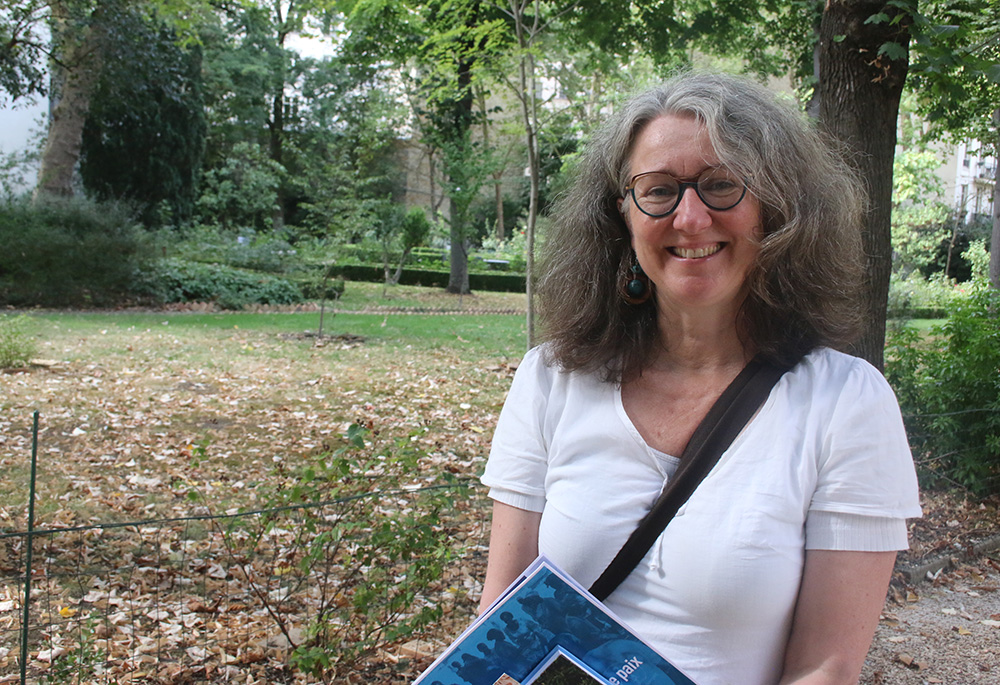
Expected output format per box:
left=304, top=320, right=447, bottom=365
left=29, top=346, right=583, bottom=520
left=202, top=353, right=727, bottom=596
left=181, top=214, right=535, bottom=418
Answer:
left=624, top=170, right=748, bottom=218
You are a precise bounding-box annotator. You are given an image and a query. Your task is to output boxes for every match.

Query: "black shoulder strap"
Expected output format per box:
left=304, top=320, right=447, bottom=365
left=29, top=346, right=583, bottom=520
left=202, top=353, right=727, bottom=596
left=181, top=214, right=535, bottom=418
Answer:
left=589, top=355, right=797, bottom=601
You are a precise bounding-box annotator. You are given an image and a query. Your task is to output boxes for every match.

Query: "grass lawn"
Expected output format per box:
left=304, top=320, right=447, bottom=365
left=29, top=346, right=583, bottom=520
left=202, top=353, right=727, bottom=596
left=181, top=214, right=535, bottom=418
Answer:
left=3, top=303, right=526, bottom=522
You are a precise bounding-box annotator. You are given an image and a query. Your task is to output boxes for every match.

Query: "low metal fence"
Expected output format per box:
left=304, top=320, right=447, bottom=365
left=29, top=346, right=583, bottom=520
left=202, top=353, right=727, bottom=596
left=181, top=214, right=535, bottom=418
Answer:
left=1, top=413, right=470, bottom=684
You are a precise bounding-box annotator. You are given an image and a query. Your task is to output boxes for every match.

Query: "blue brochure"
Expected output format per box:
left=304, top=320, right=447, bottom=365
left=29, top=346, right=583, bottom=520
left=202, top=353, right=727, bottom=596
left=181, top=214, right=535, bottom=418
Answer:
left=413, top=555, right=696, bottom=685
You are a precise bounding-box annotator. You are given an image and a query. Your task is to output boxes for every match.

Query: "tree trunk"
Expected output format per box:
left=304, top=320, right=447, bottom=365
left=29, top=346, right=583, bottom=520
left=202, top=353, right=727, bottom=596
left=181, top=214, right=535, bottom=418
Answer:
left=510, top=0, right=541, bottom=348
left=34, top=3, right=102, bottom=200
left=269, top=87, right=286, bottom=231
left=477, top=86, right=506, bottom=241
left=818, top=0, right=911, bottom=371
left=447, top=216, right=471, bottom=294
left=494, top=172, right=505, bottom=241
left=445, top=53, right=477, bottom=295
left=990, top=108, right=1000, bottom=288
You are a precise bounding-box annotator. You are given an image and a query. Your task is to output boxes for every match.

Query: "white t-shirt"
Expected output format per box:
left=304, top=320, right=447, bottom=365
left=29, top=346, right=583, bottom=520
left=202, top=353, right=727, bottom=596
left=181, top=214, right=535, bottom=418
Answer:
left=482, top=346, right=922, bottom=685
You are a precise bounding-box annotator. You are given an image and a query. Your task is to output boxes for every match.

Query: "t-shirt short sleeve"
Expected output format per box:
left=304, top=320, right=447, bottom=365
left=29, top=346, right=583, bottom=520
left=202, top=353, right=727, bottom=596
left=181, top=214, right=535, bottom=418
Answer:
left=809, top=353, right=922, bottom=522
left=481, top=347, right=553, bottom=513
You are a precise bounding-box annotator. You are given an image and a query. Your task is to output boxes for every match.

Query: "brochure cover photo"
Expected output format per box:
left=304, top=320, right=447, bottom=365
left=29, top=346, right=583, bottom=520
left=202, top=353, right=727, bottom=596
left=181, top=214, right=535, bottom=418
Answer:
left=413, top=556, right=695, bottom=685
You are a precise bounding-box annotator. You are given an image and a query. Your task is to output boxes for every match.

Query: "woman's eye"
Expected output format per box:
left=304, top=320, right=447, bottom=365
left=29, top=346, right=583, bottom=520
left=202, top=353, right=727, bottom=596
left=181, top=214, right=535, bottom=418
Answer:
left=702, top=179, right=736, bottom=192
left=646, top=185, right=676, bottom=198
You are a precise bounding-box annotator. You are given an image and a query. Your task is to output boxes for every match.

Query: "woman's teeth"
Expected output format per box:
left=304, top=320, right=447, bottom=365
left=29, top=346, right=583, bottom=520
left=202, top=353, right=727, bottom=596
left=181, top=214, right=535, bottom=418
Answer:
left=671, top=244, right=722, bottom=259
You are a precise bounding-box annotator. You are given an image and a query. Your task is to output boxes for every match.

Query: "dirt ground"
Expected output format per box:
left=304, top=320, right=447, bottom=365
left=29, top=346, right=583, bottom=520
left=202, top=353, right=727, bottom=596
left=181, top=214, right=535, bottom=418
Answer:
left=862, top=554, right=1000, bottom=684
left=859, top=492, right=1000, bottom=684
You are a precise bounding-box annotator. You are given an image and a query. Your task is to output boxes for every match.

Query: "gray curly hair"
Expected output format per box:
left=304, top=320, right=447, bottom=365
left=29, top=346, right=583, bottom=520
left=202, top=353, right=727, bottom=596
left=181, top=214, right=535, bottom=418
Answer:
left=538, top=71, right=866, bottom=382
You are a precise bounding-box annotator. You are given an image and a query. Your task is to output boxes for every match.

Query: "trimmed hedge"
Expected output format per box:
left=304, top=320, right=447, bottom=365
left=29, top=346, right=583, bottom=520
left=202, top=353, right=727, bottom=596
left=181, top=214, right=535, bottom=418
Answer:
left=333, top=264, right=526, bottom=292
left=888, top=306, right=948, bottom=320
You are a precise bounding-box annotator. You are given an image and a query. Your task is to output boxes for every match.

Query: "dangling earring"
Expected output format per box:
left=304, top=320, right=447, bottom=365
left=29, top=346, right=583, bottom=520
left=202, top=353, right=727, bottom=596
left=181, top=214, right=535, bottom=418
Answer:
left=621, top=258, right=651, bottom=305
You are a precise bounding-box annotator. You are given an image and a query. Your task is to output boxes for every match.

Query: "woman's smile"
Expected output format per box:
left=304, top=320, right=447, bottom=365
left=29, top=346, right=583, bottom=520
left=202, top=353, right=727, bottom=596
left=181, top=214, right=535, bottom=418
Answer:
left=668, top=243, right=724, bottom=259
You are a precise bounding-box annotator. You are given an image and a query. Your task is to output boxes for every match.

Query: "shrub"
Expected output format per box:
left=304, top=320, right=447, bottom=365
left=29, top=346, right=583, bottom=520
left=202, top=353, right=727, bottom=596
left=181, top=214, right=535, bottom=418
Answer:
left=226, top=425, right=461, bottom=680
left=297, top=269, right=345, bottom=301
left=887, top=271, right=957, bottom=320
left=0, top=195, right=153, bottom=307
left=0, top=314, right=36, bottom=368
left=137, top=258, right=304, bottom=309
left=886, top=284, right=1000, bottom=495
left=168, top=225, right=299, bottom=273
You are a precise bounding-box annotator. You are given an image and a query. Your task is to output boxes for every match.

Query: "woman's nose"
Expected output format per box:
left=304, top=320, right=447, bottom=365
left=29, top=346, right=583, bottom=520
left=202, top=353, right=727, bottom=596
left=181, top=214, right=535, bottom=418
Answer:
left=671, top=186, right=713, bottom=232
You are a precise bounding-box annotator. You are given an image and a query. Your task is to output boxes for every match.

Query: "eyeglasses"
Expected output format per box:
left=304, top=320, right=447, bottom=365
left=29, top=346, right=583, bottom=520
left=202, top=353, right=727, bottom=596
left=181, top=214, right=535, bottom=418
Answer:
left=624, top=168, right=748, bottom=218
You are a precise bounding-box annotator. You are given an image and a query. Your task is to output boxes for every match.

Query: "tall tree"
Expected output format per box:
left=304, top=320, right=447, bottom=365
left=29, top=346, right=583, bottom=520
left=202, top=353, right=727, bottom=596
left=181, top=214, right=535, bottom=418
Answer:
left=492, top=0, right=545, bottom=343
left=200, top=0, right=342, bottom=230
left=344, top=0, right=507, bottom=294
left=413, top=0, right=507, bottom=294
left=817, top=0, right=913, bottom=370
left=79, top=7, right=206, bottom=225
left=34, top=0, right=107, bottom=198
left=20, top=0, right=213, bottom=201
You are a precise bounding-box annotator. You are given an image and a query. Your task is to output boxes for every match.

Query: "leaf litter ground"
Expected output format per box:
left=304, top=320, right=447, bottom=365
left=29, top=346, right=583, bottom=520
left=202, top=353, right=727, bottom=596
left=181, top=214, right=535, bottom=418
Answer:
left=1, top=300, right=998, bottom=683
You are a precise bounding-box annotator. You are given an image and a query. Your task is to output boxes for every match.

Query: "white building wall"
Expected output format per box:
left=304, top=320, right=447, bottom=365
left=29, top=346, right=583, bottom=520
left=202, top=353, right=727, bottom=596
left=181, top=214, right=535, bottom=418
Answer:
left=952, top=140, right=996, bottom=225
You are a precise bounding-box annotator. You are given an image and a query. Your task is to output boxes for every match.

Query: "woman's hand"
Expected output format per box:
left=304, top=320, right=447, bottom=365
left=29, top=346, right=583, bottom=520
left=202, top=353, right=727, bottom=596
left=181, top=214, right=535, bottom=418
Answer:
left=779, top=549, right=897, bottom=684
left=478, top=501, right=542, bottom=614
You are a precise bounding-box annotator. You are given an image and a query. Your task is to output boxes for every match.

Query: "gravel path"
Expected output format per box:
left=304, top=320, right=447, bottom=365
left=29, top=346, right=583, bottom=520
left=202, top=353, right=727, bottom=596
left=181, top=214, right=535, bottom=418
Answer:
left=861, top=557, right=1000, bottom=684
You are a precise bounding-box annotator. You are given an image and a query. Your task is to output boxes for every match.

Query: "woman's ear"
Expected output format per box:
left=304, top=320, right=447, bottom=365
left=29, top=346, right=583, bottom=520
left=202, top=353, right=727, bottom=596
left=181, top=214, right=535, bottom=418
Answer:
left=617, top=197, right=630, bottom=225
left=617, top=197, right=634, bottom=243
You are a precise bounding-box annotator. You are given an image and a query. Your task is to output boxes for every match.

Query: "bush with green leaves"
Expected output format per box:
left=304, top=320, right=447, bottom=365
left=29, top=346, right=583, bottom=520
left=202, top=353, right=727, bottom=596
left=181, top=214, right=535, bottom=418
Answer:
left=224, top=425, right=462, bottom=681
left=886, top=283, right=1000, bottom=495
left=0, top=314, right=36, bottom=368
left=0, top=195, right=153, bottom=307
left=167, top=224, right=299, bottom=274
left=887, top=271, right=959, bottom=319
left=298, top=266, right=345, bottom=301
left=196, top=142, right=284, bottom=232
left=138, top=258, right=304, bottom=309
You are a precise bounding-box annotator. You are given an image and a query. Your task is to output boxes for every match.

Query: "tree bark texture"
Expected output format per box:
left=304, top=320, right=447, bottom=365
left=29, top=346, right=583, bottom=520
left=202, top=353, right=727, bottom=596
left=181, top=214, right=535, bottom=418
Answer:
left=818, top=0, right=911, bottom=371
left=35, top=2, right=102, bottom=200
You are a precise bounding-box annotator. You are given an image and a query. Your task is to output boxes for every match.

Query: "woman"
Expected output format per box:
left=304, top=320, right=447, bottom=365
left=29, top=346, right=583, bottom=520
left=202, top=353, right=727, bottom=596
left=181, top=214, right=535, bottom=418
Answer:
left=479, top=72, right=921, bottom=685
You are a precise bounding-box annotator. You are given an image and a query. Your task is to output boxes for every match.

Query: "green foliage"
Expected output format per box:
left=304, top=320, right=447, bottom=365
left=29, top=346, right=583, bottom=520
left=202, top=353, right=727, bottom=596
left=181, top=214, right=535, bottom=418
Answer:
left=0, top=196, right=153, bottom=307
left=39, top=615, right=107, bottom=685
left=0, top=0, right=48, bottom=104
left=247, top=424, right=461, bottom=679
left=0, top=127, right=43, bottom=200
left=886, top=282, right=1000, bottom=495
left=964, top=238, right=991, bottom=281
left=196, top=142, right=284, bottom=231
left=79, top=5, right=206, bottom=226
left=906, top=0, right=1000, bottom=144
left=374, top=206, right=434, bottom=286
left=298, top=263, right=346, bottom=301
left=0, top=314, right=37, bottom=368
left=891, top=145, right=952, bottom=275
left=169, top=224, right=299, bottom=273
left=480, top=229, right=533, bottom=273
left=138, top=258, right=304, bottom=309
left=888, top=271, right=958, bottom=319
left=333, top=263, right=527, bottom=292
